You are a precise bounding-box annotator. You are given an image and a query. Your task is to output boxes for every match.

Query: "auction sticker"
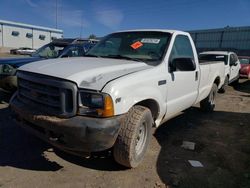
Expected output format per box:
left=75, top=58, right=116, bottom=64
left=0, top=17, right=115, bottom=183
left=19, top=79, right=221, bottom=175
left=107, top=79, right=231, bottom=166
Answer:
left=141, top=38, right=160, bottom=44
left=131, top=41, right=143, bottom=49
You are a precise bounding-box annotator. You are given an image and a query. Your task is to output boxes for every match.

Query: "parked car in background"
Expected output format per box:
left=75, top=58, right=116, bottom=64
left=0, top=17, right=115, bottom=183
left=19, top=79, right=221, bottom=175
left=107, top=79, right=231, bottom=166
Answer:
left=199, top=51, right=240, bottom=92
left=11, top=29, right=225, bottom=168
left=10, top=47, right=36, bottom=55
left=33, top=38, right=97, bottom=58
left=0, top=38, right=98, bottom=91
left=10, top=48, right=19, bottom=54
left=238, top=56, right=250, bottom=79
left=17, top=47, right=36, bottom=55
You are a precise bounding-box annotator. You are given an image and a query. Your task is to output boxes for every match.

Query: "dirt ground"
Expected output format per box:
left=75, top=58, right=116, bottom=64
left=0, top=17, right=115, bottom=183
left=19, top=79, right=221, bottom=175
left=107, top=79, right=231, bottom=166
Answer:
left=0, top=79, right=250, bottom=188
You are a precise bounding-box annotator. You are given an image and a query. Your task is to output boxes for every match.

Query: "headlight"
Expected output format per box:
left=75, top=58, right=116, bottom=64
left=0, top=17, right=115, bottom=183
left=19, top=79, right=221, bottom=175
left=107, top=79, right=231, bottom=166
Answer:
left=1, top=64, right=16, bottom=75
left=78, top=91, right=114, bottom=117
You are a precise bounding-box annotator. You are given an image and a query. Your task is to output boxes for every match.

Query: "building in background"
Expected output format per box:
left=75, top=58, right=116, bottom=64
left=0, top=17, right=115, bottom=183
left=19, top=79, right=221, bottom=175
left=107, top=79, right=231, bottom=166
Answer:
left=0, top=19, right=63, bottom=52
left=189, top=26, right=250, bottom=56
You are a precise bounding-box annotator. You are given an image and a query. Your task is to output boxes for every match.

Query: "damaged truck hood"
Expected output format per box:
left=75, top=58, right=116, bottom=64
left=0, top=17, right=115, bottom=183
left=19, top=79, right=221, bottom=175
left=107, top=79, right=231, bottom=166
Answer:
left=18, top=57, right=151, bottom=90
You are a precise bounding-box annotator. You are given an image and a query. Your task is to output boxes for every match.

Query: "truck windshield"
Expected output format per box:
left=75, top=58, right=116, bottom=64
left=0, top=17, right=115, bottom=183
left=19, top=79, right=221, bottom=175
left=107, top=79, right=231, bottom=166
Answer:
left=199, top=54, right=228, bottom=65
left=86, top=31, right=171, bottom=65
left=32, top=43, right=68, bottom=58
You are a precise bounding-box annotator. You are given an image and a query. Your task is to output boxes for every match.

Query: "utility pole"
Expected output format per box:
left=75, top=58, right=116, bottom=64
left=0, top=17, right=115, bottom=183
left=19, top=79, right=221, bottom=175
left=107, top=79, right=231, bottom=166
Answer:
left=55, top=0, right=58, bottom=29
left=80, top=12, right=83, bottom=38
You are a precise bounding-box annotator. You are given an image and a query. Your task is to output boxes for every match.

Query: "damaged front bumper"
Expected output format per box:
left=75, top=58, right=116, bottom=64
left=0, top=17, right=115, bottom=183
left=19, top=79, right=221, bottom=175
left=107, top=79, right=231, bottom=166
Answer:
left=10, top=96, right=125, bottom=156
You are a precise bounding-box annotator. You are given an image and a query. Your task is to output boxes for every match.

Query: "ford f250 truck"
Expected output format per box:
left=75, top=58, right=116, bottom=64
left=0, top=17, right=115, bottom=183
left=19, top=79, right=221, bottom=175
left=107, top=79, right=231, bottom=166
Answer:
left=10, top=30, right=225, bottom=168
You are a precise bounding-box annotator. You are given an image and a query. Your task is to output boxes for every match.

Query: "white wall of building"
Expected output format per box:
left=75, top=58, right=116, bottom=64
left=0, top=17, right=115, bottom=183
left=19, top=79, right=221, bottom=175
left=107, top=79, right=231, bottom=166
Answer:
left=0, top=20, right=63, bottom=51
left=3, top=25, right=33, bottom=48
left=33, top=30, right=51, bottom=49
left=0, top=24, right=3, bottom=47
left=51, top=32, right=63, bottom=41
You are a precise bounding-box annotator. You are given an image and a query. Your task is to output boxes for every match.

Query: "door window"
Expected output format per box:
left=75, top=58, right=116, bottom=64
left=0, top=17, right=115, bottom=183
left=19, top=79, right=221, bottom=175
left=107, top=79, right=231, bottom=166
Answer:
left=230, top=54, right=237, bottom=66
left=169, top=35, right=194, bottom=62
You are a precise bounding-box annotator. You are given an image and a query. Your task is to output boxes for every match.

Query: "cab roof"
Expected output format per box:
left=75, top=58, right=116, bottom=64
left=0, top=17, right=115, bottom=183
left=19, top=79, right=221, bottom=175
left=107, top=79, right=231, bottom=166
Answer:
left=113, top=29, right=188, bottom=35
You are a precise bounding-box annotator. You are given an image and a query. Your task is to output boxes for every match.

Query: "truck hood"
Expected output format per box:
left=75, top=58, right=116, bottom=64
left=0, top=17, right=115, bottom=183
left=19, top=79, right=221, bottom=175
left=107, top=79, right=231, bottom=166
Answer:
left=19, top=57, right=151, bottom=90
left=0, top=57, right=43, bottom=67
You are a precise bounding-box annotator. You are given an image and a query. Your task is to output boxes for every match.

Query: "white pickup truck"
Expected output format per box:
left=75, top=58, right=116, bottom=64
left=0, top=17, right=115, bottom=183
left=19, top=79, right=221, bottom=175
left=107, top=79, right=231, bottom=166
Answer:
left=199, top=51, right=240, bottom=92
left=11, top=30, right=225, bottom=168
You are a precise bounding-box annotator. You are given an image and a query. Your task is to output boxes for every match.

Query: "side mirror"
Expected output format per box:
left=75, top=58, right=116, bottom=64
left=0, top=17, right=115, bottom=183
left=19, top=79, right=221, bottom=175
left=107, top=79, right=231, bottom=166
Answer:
left=170, top=58, right=196, bottom=72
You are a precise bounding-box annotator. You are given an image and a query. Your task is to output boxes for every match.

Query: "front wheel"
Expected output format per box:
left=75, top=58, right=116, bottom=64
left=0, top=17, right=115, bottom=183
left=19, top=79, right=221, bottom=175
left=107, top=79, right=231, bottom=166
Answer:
left=200, top=83, right=218, bottom=112
left=113, top=105, right=153, bottom=168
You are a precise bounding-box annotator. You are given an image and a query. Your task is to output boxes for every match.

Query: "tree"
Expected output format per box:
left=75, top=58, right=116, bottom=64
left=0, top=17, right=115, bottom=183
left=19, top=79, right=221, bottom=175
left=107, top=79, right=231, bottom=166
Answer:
left=88, top=34, right=97, bottom=39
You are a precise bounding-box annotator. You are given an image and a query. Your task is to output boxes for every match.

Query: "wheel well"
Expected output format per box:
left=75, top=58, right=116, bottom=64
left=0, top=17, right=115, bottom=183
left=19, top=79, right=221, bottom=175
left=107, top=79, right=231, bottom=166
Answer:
left=214, top=77, right=220, bottom=86
left=136, top=99, right=159, bottom=120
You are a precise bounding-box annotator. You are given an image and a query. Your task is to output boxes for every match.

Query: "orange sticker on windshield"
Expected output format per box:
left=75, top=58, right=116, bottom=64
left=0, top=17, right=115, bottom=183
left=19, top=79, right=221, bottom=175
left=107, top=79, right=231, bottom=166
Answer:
left=130, top=41, right=143, bottom=49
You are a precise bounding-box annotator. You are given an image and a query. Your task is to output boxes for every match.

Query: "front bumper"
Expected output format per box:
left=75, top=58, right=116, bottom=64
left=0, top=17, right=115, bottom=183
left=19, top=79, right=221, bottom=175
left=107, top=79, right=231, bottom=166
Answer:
left=0, top=75, right=17, bottom=91
left=10, top=96, right=125, bottom=156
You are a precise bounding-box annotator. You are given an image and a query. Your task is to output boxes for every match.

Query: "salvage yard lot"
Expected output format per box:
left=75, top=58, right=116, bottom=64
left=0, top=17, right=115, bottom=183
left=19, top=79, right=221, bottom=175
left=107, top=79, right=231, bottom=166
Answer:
left=0, top=80, right=250, bottom=188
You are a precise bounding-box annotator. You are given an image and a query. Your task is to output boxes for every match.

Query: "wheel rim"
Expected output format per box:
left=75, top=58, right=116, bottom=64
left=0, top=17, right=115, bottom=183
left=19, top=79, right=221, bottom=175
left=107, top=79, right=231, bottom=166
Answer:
left=135, top=121, right=147, bottom=155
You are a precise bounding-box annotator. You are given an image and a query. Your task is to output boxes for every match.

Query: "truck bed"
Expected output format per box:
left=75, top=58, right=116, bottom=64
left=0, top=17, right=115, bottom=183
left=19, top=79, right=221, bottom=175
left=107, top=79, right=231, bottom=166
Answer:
left=195, top=60, right=225, bottom=103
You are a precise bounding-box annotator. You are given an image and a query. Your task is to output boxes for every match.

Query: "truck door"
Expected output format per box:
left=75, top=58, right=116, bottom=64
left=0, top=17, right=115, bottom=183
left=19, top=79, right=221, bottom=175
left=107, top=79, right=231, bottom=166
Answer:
left=229, top=53, right=239, bottom=81
left=165, top=34, right=199, bottom=119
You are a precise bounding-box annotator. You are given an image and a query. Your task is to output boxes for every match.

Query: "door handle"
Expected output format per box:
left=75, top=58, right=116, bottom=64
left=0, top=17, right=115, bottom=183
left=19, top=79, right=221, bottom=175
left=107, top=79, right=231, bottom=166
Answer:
left=195, top=71, right=198, bottom=81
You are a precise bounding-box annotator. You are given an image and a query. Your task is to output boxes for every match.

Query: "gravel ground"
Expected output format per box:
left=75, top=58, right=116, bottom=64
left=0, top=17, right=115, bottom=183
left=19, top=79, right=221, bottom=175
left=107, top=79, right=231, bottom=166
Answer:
left=0, top=79, right=250, bottom=188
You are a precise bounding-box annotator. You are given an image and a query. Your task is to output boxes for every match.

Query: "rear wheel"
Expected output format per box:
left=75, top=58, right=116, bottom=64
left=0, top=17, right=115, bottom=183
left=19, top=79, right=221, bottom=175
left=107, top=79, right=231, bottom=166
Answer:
left=200, top=83, right=218, bottom=112
left=113, top=105, right=153, bottom=168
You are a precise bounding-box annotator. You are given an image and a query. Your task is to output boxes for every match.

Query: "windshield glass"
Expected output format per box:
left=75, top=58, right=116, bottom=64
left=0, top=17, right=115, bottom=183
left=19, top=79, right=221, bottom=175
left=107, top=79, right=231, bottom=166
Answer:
left=199, top=54, right=228, bottom=65
left=239, top=58, right=250, bottom=64
left=86, top=31, right=171, bottom=65
left=32, top=43, right=67, bottom=58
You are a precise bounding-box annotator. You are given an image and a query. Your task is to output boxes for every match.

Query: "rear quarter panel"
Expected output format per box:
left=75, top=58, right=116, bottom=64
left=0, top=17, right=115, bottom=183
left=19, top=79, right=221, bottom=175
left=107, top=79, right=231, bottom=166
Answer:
left=195, top=61, right=225, bottom=103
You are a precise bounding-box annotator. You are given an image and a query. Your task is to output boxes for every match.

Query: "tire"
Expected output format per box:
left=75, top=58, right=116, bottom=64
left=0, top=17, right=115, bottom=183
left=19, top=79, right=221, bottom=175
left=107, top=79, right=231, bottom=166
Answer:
left=231, top=73, right=240, bottom=86
left=113, top=105, right=153, bottom=168
left=200, top=83, right=218, bottom=112
left=219, top=76, right=228, bottom=93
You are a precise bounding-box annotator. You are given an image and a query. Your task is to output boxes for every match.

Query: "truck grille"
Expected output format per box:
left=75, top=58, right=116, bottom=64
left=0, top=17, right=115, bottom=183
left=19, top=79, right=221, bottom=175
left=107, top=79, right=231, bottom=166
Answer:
left=17, top=71, right=77, bottom=118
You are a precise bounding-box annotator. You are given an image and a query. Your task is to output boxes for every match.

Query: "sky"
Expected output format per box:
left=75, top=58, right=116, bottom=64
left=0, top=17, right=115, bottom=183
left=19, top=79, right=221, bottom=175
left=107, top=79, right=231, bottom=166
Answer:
left=0, top=0, right=250, bottom=38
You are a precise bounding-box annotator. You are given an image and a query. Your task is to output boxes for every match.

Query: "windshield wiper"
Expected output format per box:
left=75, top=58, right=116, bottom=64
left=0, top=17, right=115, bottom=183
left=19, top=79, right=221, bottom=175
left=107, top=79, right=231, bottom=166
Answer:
left=106, top=55, right=145, bottom=63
